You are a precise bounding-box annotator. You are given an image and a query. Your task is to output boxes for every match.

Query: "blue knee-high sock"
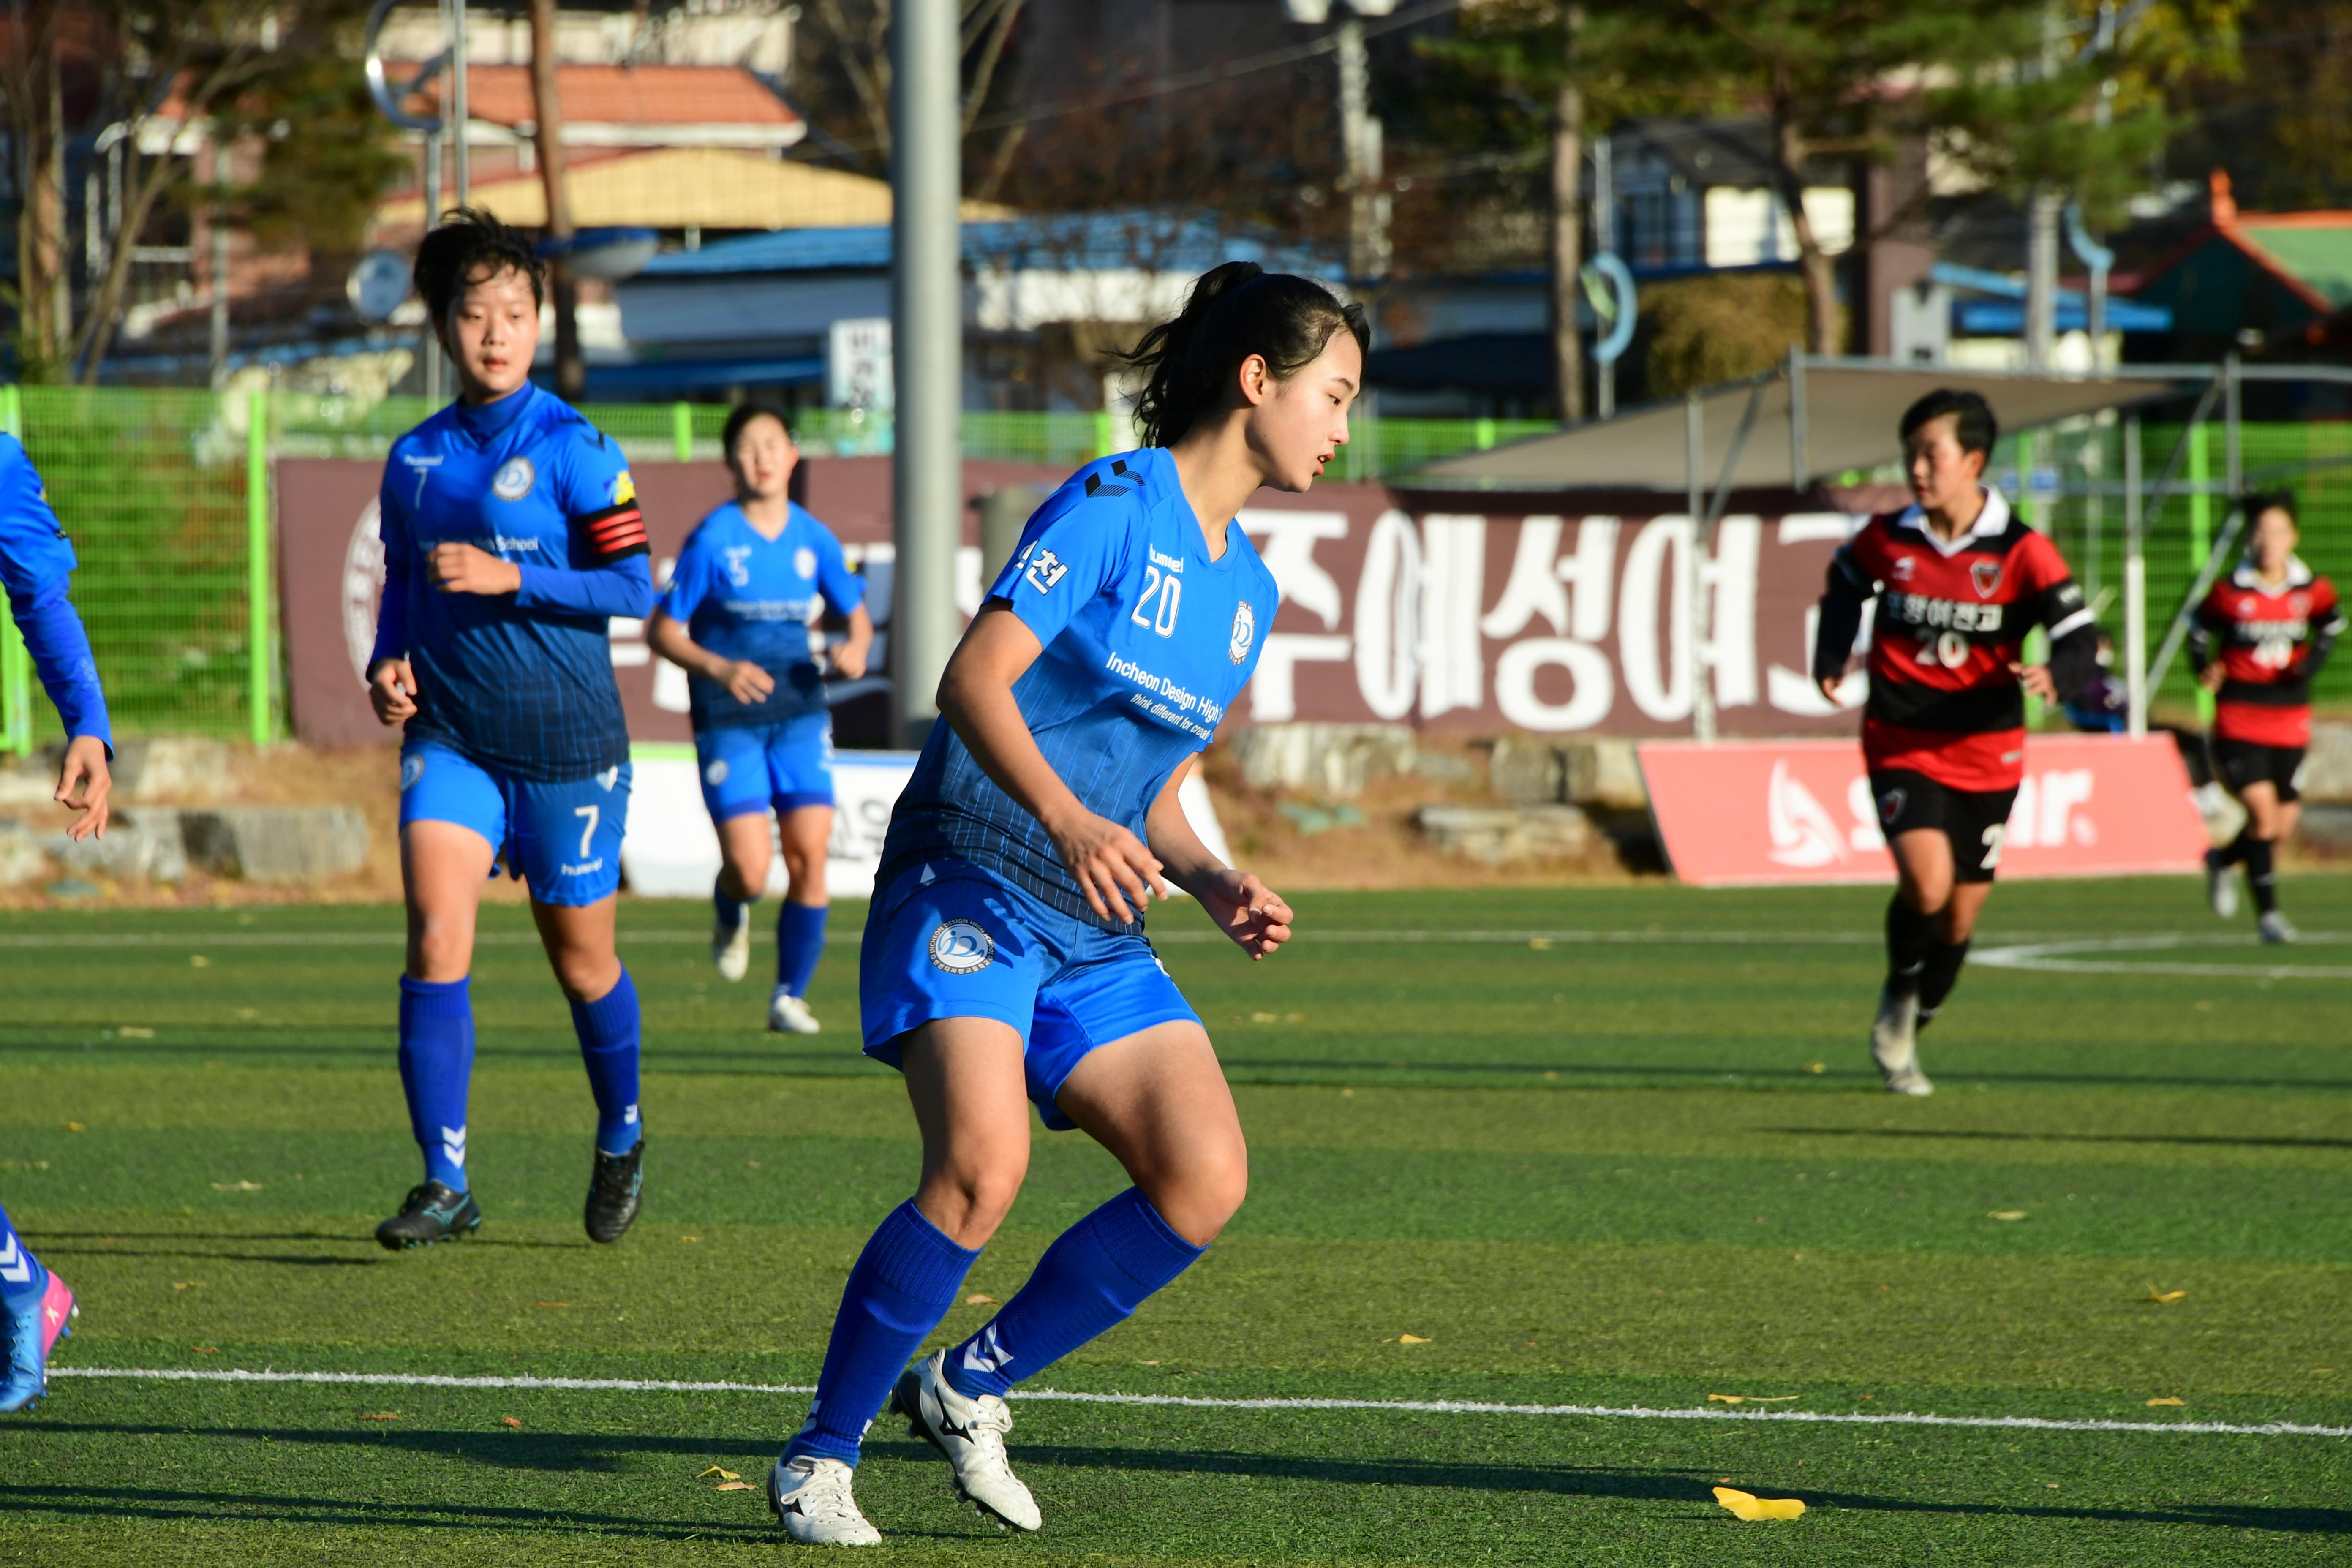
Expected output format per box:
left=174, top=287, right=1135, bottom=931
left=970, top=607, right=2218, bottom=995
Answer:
left=570, top=969, right=642, bottom=1156
left=715, top=874, right=755, bottom=928
left=785, top=1201, right=979, bottom=1467
left=944, top=1188, right=1204, bottom=1402
left=0, top=1199, right=49, bottom=1310
left=397, top=976, right=474, bottom=1191
left=778, top=902, right=828, bottom=996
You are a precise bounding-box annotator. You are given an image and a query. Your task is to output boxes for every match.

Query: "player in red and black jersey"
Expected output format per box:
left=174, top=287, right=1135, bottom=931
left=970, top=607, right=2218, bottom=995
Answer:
left=1811, top=389, right=2099, bottom=1095
left=2190, top=491, right=2344, bottom=943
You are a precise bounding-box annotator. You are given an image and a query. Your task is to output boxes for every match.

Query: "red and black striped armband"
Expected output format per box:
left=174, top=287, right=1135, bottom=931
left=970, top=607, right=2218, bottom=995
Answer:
left=573, top=501, right=649, bottom=564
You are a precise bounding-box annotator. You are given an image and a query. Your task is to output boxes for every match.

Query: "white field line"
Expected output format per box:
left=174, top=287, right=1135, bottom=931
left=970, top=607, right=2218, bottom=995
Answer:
left=48, top=1366, right=2352, bottom=1440
left=0, top=927, right=2142, bottom=951
left=1974, top=933, right=2352, bottom=981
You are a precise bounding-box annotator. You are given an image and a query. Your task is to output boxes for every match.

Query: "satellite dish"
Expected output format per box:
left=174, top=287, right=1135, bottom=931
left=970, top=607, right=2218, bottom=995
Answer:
left=348, top=250, right=412, bottom=323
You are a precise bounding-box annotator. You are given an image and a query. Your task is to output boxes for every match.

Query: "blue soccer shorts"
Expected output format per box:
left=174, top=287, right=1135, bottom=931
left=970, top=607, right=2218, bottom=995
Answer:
left=399, top=740, right=631, bottom=906
left=859, top=859, right=1200, bottom=1130
left=695, top=711, right=835, bottom=823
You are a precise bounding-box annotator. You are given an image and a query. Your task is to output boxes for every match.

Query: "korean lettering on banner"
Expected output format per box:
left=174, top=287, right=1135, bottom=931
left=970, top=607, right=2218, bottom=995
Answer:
left=1236, top=491, right=1865, bottom=738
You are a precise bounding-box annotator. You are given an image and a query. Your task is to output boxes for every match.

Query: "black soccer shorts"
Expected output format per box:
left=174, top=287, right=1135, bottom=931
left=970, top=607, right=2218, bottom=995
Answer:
left=2214, top=738, right=2306, bottom=804
left=1869, top=768, right=2020, bottom=884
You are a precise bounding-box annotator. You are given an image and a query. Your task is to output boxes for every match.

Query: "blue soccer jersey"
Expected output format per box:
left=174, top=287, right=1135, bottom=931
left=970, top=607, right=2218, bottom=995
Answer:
left=369, top=384, right=653, bottom=781
left=0, top=434, right=108, bottom=747
left=657, top=501, right=863, bottom=731
left=878, top=446, right=1277, bottom=930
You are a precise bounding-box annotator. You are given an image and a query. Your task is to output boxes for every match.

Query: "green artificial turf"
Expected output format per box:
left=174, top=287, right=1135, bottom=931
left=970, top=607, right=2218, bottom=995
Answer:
left=3, top=877, right=2350, bottom=1564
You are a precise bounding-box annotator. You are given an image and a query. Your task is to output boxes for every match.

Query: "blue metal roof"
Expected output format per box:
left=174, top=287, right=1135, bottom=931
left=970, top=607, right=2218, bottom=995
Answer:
left=639, top=208, right=1342, bottom=280
left=1931, top=262, right=2173, bottom=334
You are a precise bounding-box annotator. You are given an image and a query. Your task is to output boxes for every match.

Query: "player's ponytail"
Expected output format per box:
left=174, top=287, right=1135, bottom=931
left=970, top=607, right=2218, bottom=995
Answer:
left=1121, top=262, right=1369, bottom=449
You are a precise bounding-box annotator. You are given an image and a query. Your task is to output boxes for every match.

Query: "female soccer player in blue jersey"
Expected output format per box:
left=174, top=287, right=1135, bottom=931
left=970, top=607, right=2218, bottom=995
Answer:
left=647, top=403, right=872, bottom=1034
left=365, top=210, right=656, bottom=1250
left=0, top=432, right=109, bottom=1412
left=764, top=262, right=1360, bottom=1546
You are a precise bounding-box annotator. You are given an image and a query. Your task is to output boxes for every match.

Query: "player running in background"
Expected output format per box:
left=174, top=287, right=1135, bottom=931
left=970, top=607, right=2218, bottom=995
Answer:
left=763, top=262, right=1346, bottom=1546
left=365, top=210, right=656, bottom=1250
left=0, top=430, right=108, bottom=1411
left=647, top=403, right=872, bottom=1033
left=2192, top=491, right=2344, bottom=943
left=1813, top=389, right=2098, bottom=1096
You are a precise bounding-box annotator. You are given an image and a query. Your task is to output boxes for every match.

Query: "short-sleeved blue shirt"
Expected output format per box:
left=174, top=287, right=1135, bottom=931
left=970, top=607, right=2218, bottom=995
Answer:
left=657, top=500, right=864, bottom=730
left=878, top=446, right=1278, bottom=931
left=370, top=384, right=653, bottom=782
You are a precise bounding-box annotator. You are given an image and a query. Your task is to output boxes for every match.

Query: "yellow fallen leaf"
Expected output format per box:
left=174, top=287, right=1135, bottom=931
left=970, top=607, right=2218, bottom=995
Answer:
left=117, top=1026, right=154, bottom=1038
left=696, top=1466, right=741, bottom=1481
left=715, top=1481, right=756, bottom=1492
left=1988, top=1211, right=2027, bottom=1221
left=682, top=1236, right=702, bottom=1243
left=2146, top=1396, right=2185, bottom=1407
left=1713, top=1486, right=1805, bottom=1521
left=172, top=1280, right=204, bottom=1291
left=190, top=955, right=211, bottom=968
left=1805, top=1062, right=1825, bottom=1074
left=1398, top=1334, right=1432, bottom=1344
left=2146, top=1282, right=2186, bottom=1304
left=62, top=1122, right=83, bottom=1132
left=501, top=1416, right=523, bottom=1429
left=1528, top=938, right=1553, bottom=950
left=965, top=1293, right=996, bottom=1305
left=1250, top=1012, right=1277, bottom=1023
left=360, top=1412, right=400, bottom=1422
left=191, top=1346, right=219, bottom=1354
left=1708, top=1394, right=1798, bottom=1405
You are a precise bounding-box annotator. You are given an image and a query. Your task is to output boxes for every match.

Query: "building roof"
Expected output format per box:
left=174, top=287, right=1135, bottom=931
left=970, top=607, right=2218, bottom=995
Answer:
left=637, top=208, right=1341, bottom=279
left=401, top=62, right=803, bottom=147
left=2117, top=174, right=2352, bottom=344
left=374, top=146, right=1013, bottom=232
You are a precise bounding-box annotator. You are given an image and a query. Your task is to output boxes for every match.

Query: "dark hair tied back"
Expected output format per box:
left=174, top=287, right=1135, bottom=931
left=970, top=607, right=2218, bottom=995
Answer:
left=1121, top=261, right=1369, bottom=448
left=413, top=207, right=546, bottom=327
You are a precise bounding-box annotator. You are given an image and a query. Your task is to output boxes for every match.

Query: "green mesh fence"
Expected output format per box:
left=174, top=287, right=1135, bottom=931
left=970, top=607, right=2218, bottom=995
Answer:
left=0, top=386, right=2340, bottom=749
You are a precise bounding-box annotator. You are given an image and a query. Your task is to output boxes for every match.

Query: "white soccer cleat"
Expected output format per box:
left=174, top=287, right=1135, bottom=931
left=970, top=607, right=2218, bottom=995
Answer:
left=893, top=1348, right=1042, bottom=1533
left=2204, top=851, right=2240, bottom=920
left=769, top=991, right=821, bottom=1035
left=713, top=904, right=752, bottom=983
left=1870, top=986, right=1934, bottom=1097
left=2258, top=910, right=2298, bottom=945
left=768, top=1454, right=882, bottom=1546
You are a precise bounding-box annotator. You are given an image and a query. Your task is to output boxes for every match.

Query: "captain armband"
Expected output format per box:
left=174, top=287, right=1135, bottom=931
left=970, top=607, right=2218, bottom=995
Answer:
left=574, top=500, right=649, bottom=564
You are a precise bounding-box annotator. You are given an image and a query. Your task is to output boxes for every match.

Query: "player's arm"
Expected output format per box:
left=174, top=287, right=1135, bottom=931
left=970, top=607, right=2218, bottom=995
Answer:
left=939, top=603, right=1168, bottom=925
left=0, top=443, right=111, bottom=841
left=645, top=543, right=772, bottom=703
left=2189, top=589, right=2227, bottom=693
left=2286, top=585, right=2342, bottom=681
left=2016, top=557, right=2099, bottom=705
left=814, top=530, right=873, bottom=680
left=1144, top=755, right=1291, bottom=960
left=367, top=465, right=420, bottom=725
left=1811, top=538, right=1876, bottom=702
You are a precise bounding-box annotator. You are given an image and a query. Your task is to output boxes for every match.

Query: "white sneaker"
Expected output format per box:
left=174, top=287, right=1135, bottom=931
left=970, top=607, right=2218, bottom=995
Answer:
left=2258, top=909, right=2298, bottom=945
left=2205, top=851, right=2240, bottom=920
left=1870, top=986, right=1934, bottom=1097
left=768, top=1454, right=882, bottom=1546
left=713, top=903, right=752, bottom=983
left=893, top=1348, right=1042, bottom=1532
left=769, top=991, right=821, bottom=1035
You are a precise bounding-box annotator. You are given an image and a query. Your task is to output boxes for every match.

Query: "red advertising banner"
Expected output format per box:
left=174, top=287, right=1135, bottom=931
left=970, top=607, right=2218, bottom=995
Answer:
left=1637, top=735, right=2210, bottom=886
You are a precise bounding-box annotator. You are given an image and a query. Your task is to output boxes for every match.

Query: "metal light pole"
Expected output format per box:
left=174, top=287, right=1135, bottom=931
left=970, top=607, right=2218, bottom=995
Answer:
left=448, top=0, right=470, bottom=208
left=366, top=0, right=459, bottom=402
left=890, top=0, right=962, bottom=748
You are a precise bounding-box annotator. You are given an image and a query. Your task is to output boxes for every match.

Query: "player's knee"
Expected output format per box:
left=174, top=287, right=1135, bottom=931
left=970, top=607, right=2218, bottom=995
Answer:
left=1154, top=1137, right=1249, bottom=1246
left=407, top=917, right=472, bottom=982
left=550, top=949, right=622, bottom=1003
left=924, top=1149, right=1028, bottom=1247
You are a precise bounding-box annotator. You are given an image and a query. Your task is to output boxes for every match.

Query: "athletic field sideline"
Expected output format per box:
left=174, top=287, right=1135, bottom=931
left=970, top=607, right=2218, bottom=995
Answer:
left=1, top=878, right=2347, bottom=1565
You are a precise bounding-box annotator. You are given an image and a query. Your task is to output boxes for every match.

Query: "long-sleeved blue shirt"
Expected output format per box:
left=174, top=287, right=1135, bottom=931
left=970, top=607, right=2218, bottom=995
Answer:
left=0, top=433, right=109, bottom=749
left=369, top=384, right=652, bottom=781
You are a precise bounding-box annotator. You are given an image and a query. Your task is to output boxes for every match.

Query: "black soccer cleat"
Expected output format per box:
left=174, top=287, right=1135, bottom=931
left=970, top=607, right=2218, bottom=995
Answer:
left=375, top=1181, right=482, bottom=1251
left=584, top=1140, right=644, bottom=1244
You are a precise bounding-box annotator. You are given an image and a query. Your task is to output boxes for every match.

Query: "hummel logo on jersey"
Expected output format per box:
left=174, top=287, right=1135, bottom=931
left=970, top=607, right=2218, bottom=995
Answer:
left=1083, top=457, right=1137, bottom=499
left=1891, top=556, right=1916, bottom=581
left=1970, top=560, right=2003, bottom=598
left=0, top=1235, right=31, bottom=1285
left=1025, top=550, right=1070, bottom=593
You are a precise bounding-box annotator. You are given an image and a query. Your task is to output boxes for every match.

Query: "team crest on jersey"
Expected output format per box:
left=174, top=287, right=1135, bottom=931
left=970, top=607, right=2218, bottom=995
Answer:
left=1890, top=556, right=1916, bottom=582
left=794, top=546, right=817, bottom=580
left=1969, top=560, right=2002, bottom=598
left=704, top=759, right=729, bottom=786
left=401, top=753, right=426, bottom=792
left=492, top=456, right=536, bottom=502
left=928, top=919, right=994, bottom=974
left=1229, top=600, right=1256, bottom=664
left=1878, top=787, right=1907, bottom=825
